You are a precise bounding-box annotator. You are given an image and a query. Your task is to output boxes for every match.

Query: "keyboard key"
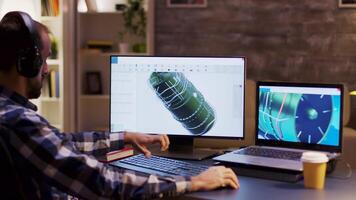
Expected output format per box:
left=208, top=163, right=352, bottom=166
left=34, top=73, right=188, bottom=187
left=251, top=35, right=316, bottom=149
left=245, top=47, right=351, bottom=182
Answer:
left=235, top=147, right=302, bottom=161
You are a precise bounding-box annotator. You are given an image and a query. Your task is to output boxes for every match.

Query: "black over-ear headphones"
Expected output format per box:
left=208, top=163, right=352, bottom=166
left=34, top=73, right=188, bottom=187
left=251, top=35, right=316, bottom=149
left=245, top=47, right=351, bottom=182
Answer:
left=2, top=11, right=43, bottom=78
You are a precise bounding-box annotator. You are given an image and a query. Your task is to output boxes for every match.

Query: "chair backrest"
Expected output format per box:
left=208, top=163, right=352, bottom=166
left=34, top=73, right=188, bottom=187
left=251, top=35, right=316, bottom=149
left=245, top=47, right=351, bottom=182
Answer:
left=0, top=126, right=27, bottom=199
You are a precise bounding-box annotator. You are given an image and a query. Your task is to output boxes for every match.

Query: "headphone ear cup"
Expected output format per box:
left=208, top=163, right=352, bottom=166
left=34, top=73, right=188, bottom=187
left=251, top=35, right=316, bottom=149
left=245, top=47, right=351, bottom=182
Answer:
left=32, top=45, right=43, bottom=75
left=17, top=45, right=43, bottom=78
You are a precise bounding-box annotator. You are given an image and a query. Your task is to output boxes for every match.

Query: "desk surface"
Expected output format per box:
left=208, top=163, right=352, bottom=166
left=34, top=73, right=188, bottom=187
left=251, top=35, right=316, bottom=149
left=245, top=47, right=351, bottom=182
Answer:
left=118, top=149, right=355, bottom=200
left=184, top=167, right=356, bottom=200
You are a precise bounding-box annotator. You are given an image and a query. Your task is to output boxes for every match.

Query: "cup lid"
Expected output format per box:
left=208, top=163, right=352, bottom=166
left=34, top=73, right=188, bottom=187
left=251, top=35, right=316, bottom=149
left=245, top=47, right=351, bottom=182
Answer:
left=301, top=151, right=329, bottom=163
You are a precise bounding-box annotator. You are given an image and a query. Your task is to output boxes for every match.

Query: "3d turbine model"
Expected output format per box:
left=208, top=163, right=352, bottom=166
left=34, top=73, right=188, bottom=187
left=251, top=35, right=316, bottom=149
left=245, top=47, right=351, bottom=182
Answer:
left=149, top=72, right=215, bottom=135
left=258, top=91, right=333, bottom=144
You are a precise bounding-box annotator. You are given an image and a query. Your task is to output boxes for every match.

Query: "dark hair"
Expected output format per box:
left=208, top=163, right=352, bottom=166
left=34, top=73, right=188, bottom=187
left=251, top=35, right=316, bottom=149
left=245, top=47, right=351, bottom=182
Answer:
left=0, top=13, right=45, bottom=72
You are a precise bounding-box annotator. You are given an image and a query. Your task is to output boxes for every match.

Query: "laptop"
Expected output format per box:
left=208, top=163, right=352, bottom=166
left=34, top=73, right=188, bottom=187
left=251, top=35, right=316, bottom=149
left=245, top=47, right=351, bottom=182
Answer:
left=213, top=81, right=343, bottom=171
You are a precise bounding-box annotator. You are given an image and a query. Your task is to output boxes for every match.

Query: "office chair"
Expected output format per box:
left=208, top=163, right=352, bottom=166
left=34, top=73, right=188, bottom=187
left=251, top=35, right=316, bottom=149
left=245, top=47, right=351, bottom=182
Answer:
left=0, top=126, right=27, bottom=199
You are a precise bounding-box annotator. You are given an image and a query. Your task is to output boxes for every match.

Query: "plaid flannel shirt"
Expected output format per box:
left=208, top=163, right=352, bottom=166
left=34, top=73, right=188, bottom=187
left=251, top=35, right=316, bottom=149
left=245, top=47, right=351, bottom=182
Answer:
left=0, top=86, right=191, bottom=199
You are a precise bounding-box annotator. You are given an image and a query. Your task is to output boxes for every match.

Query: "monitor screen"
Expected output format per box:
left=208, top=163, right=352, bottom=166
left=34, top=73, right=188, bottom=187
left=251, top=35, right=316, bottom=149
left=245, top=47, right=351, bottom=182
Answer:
left=256, top=82, right=343, bottom=148
left=110, top=56, right=245, bottom=138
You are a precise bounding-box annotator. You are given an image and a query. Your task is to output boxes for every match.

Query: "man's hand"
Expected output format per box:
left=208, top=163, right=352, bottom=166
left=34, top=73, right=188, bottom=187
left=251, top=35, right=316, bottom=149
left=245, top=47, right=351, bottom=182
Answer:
left=124, top=132, right=170, bottom=158
left=191, top=166, right=239, bottom=191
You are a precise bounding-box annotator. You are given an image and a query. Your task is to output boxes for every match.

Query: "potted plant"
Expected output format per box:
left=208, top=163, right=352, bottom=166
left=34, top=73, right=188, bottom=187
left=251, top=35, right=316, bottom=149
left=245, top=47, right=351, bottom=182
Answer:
left=118, top=30, right=129, bottom=53
left=49, top=33, right=58, bottom=59
left=118, top=0, right=146, bottom=53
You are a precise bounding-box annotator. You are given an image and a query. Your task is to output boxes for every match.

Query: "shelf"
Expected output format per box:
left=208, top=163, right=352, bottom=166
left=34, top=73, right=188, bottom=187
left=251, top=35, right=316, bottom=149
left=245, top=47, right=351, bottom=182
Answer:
left=48, top=65, right=59, bottom=71
left=79, top=11, right=123, bottom=15
left=40, top=16, right=60, bottom=22
left=41, top=97, right=61, bottom=102
left=47, top=59, right=60, bottom=66
left=80, top=95, right=109, bottom=100
left=76, top=0, right=154, bottom=131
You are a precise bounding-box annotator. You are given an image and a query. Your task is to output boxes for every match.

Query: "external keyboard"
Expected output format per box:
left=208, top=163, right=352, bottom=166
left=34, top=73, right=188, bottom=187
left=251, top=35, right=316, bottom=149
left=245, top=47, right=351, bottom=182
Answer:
left=112, top=154, right=210, bottom=177
left=235, top=147, right=303, bottom=161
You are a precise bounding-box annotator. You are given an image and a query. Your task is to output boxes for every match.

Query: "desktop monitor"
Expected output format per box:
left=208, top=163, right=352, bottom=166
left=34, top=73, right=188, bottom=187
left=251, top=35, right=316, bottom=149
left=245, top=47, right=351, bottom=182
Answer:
left=110, top=56, right=246, bottom=159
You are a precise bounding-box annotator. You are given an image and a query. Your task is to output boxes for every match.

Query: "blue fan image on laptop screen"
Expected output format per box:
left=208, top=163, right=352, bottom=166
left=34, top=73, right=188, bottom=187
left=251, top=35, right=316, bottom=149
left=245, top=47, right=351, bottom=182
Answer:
left=258, top=88, right=341, bottom=146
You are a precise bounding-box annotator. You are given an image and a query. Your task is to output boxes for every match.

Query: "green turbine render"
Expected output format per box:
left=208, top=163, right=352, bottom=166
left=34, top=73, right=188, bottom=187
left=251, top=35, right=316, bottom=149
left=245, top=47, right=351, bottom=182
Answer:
left=149, top=72, right=215, bottom=135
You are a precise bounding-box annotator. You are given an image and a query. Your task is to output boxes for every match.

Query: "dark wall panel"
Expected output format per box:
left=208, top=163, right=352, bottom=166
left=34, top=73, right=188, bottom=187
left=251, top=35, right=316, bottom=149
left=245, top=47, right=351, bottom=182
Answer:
left=154, top=0, right=356, bottom=127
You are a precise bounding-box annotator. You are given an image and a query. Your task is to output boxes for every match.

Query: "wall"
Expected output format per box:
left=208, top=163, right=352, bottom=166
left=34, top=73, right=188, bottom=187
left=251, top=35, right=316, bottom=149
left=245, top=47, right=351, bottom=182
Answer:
left=154, top=0, right=356, bottom=128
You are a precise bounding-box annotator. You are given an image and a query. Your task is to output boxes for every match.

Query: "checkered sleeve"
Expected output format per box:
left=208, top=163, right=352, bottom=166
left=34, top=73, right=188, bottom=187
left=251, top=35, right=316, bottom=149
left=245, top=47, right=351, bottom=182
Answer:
left=62, top=130, right=125, bottom=156
left=6, top=108, right=192, bottom=199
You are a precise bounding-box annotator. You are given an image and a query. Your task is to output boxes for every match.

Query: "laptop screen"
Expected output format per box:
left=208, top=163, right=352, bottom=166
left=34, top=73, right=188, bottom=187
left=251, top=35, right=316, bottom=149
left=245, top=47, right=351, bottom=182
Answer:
left=256, top=82, right=343, bottom=152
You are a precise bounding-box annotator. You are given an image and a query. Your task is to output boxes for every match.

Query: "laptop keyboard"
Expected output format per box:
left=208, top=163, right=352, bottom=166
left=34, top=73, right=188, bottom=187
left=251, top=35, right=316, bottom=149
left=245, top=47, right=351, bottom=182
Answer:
left=235, top=147, right=303, bottom=161
left=115, top=154, right=210, bottom=176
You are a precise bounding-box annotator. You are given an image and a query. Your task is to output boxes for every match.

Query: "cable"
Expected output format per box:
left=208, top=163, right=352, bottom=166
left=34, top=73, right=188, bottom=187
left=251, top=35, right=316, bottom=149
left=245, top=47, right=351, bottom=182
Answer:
left=327, top=158, right=353, bottom=180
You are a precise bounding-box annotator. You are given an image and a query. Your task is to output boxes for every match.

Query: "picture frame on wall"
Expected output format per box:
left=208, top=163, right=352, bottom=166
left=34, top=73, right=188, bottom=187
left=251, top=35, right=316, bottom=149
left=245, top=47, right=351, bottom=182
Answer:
left=339, top=0, right=356, bottom=8
left=85, top=71, right=102, bottom=94
left=167, top=0, right=208, bottom=8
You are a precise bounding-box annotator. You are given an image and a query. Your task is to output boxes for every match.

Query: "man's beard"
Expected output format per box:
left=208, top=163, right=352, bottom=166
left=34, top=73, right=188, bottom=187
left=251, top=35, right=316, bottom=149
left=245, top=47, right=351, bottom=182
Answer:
left=26, top=78, right=42, bottom=99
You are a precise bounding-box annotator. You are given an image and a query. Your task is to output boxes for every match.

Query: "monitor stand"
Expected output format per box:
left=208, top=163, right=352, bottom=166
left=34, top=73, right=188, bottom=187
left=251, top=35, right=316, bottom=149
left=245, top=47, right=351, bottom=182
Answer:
left=152, top=136, right=220, bottom=160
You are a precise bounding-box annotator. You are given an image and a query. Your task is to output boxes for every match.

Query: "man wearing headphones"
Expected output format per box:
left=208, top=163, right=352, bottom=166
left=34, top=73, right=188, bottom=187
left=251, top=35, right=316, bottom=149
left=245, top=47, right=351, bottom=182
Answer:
left=0, top=11, right=239, bottom=199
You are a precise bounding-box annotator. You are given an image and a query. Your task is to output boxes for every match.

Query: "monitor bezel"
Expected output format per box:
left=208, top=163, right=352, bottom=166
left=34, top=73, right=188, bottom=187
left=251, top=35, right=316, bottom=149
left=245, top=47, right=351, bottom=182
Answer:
left=109, top=55, right=246, bottom=140
left=255, top=81, right=343, bottom=153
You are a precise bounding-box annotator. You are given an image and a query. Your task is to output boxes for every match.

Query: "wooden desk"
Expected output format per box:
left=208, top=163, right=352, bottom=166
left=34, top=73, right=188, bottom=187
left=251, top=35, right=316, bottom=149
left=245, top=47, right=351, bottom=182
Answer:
left=115, top=149, right=355, bottom=200
left=183, top=168, right=355, bottom=200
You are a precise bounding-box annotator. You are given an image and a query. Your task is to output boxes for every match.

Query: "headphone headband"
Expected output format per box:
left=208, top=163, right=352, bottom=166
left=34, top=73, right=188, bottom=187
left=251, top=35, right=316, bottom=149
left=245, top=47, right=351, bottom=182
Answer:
left=17, top=12, right=38, bottom=44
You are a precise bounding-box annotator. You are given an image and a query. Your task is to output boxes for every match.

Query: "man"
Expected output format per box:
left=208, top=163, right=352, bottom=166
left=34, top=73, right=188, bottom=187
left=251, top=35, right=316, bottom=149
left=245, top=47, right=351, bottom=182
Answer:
left=0, top=11, right=239, bottom=199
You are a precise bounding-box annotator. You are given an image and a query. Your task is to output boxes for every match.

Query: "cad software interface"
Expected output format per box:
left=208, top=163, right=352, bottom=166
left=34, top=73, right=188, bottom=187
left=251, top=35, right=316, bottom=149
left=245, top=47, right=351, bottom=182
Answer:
left=110, top=56, right=245, bottom=138
left=257, top=85, right=341, bottom=146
